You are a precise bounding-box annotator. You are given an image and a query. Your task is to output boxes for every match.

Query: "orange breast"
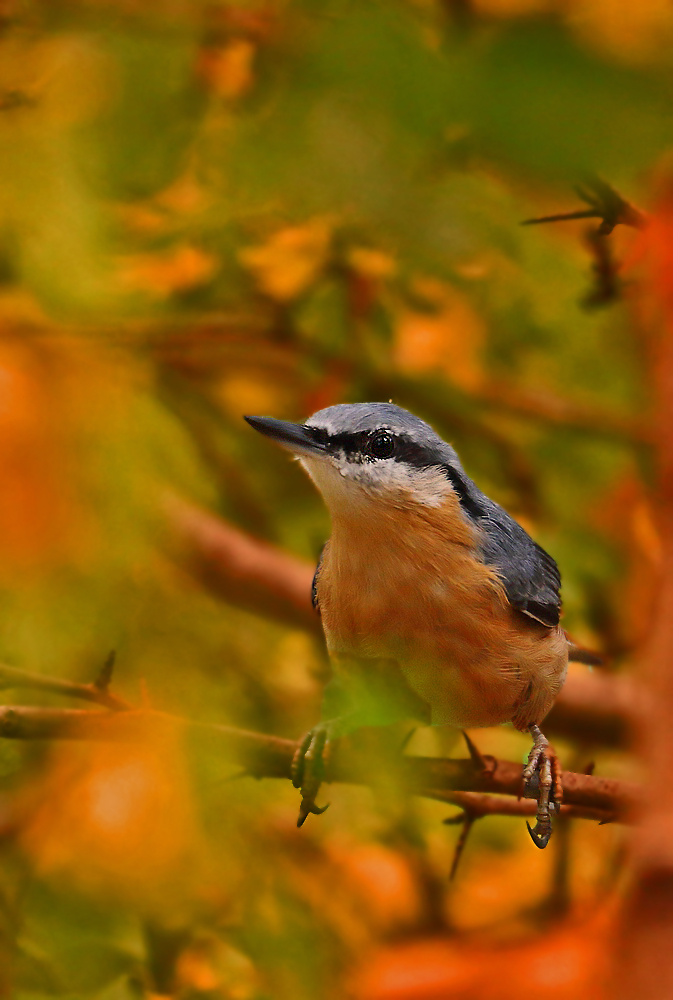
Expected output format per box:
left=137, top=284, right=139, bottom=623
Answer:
left=315, top=499, right=567, bottom=729
left=317, top=499, right=503, bottom=657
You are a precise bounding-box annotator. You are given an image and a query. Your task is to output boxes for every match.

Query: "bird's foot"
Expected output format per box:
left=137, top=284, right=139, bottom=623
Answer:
left=522, top=724, right=562, bottom=849
left=290, top=722, right=334, bottom=827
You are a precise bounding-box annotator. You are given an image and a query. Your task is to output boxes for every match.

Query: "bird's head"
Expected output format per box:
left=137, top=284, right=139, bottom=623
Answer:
left=245, top=403, right=471, bottom=520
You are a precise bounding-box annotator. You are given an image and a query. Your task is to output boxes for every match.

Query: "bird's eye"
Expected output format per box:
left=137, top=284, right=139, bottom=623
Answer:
left=368, top=430, right=395, bottom=460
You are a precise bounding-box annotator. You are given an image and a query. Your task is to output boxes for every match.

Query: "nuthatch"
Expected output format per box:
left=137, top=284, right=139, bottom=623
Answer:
left=245, top=402, right=574, bottom=847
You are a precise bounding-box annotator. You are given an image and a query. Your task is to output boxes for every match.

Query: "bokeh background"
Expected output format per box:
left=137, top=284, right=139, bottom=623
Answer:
left=0, top=0, right=671, bottom=997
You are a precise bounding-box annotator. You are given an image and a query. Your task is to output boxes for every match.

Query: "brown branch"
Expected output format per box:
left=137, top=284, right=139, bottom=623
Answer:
left=441, top=790, right=614, bottom=880
left=0, top=660, right=130, bottom=711
left=545, top=669, right=639, bottom=747
left=435, top=789, right=614, bottom=824
left=0, top=704, right=640, bottom=822
left=164, top=493, right=321, bottom=635
left=470, top=379, right=651, bottom=443
left=398, top=751, right=636, bottom=817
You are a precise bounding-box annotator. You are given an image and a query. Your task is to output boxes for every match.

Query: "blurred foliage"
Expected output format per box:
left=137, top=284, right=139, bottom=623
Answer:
left=0, top=0, right=666, bottom=997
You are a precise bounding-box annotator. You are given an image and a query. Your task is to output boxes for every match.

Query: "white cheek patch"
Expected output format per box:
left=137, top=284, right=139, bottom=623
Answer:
left=300, top=455, right=454, bottom=511
left=359, top=461, right=454, bottom=508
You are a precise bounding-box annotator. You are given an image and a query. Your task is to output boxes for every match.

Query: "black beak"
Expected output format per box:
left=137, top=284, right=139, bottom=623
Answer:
left=244, top=416, right=326, bottom=457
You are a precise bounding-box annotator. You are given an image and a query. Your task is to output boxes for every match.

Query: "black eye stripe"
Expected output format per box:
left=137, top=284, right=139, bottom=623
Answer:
left=308, top=427, right=442, bottom=467
left=306, top=425, right=329, bottom=446
left=314, top=429, right=371, bottom=457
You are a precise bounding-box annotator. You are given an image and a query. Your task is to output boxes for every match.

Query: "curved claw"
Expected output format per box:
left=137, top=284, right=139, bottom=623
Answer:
left=297, top=799, right=330, bottom=828
left=526, top=820, right=552, bottom=849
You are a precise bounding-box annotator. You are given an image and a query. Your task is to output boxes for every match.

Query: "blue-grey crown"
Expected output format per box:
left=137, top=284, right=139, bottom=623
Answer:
left=306, top=402, right=431, bottom=436
left=304, top=401, right=466, bottom=475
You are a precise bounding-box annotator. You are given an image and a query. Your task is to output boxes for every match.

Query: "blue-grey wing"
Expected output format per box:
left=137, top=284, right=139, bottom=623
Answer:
left=479, top=514, right=561, bottom=627
left=442, top=464, right=562, bottom=627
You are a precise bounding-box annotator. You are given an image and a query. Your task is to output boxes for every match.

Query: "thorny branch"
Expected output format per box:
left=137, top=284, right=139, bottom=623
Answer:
left=438, top=789, right=613, bottom=825
left=0, top=654, right=130, bottom=712
left=521, top=179, right=648, bottom=311
left=0, top=654, right=638, bottom=881
left=521, top=177, right=646, bottom=235
left=0, top=683, right=639, bottom=828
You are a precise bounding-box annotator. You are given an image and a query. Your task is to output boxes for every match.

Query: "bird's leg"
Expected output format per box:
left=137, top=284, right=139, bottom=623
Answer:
left=291, top=664, right=430, bottom=828
left=523, top=723, right=562, bottom=849
left=290, top=714, right=356, bottom=827
left=290, top=676, right=357, bottom=827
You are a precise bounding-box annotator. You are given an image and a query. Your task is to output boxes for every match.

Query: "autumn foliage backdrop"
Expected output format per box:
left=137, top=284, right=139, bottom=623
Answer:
left=0, top=1, right=671, bottom=997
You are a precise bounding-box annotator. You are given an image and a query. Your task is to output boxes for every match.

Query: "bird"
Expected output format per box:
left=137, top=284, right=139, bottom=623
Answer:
left=245, top=402, right=575, bottom=848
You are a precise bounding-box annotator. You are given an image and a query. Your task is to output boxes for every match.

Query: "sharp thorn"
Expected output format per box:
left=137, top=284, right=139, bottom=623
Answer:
left=520, top=209, right=599, bottom=226
left=462, top=730, right=488, bottom=772
left=583, top=761, right=596, bottom=776
left=449, top=816, right=475, bottom=880
left=94, top=650, right=116, bottom=691
left=443, top=811, right=468, bottom=826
